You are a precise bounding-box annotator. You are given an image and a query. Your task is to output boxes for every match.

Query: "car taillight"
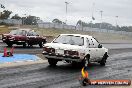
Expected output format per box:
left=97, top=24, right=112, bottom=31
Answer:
left=43, top=47, right=55, bottom=53
left=64, top=50, right=79, bottom=56
left=64, top=50, right=69, bottom=55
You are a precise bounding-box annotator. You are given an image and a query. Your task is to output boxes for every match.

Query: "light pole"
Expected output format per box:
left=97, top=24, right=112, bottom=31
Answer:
left=81, top=17, right=84, bottom=31
left=22, top=14, right=26, bottom=25
left=100, top=10, right=103, bottom=30
left=115, top=16, right=118, bottom=27
left=91, top=3, right=95, bottom=29
left=65, top=1, right=69, bottom=24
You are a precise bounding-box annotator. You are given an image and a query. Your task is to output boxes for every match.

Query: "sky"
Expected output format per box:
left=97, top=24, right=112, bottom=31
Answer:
left=1, top=0, right=132, bottom=26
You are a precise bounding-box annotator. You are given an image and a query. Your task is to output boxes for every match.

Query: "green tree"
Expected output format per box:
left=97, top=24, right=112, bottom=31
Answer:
left=24, top=15, right=40, bottom=25
left=11, top=14, right=21, bottom=19
left=76, top=20, right=89, bottom=27
left=0, top=10, right=12, bottom=19
left=52, top=19, right=63, bottom=24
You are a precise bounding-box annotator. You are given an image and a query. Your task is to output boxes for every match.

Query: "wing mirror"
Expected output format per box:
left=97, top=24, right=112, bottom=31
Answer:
left=98, top=44, right=102, bottom=48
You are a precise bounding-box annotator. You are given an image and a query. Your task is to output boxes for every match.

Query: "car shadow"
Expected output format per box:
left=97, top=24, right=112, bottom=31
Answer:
left=40, top=62, right=105, bottom=73
left=5, top=45, right=41, bottom=49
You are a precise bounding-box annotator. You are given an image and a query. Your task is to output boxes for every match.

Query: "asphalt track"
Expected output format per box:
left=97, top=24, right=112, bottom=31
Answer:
left=0, top=42, right=132, bottom=88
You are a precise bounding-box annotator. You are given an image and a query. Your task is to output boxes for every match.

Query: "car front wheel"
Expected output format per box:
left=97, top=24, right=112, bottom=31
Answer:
left=6, top=43, right=13, bottom=47
left=39, top=42, right=43, bottom=48
left=100, top=53, right=108, bottom=66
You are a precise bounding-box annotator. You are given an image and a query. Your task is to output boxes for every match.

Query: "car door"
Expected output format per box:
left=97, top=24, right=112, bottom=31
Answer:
left=92, top=37, right=105, bottom=59
left=27, top=31, right=36, bottom=45
left=33, top=32, right=42, bottom=44
left=86, top=38, right=97, bottom=61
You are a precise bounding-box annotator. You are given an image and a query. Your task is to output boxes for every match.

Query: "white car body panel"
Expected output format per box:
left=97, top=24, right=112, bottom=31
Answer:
left=43, top=34, right=108, bottom=62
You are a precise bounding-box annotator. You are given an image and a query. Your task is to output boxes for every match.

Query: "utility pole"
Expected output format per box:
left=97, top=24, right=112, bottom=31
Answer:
left=81, top=17, right=84, bottom=31
left=100, top=10, right=103, bottom=30
left=22, top=14, right=26, bottom=25
left=65, top=1, right=69, bottom=24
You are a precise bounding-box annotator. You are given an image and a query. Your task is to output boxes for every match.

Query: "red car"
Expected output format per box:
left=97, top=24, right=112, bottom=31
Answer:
left=2, top=28, right=46, bottom=48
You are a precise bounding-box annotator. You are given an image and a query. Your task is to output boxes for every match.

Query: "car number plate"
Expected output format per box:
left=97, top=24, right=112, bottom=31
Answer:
left=56, top=49, right=64, bottom=55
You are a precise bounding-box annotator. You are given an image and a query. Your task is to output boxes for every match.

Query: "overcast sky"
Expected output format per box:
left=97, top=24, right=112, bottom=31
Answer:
left=1, top=0, right=132, bottom=26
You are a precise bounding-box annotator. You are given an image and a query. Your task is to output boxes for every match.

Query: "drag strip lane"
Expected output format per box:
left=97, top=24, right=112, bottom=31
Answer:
left=0, top=51, right=132, bottom=88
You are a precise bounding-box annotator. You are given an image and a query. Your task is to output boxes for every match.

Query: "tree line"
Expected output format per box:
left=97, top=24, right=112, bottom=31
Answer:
left=0, top=10, right=132, bottom=32
left=51, top=19, right=132, bottom=32
left=0, top=10, right=40, bottom=25
left=76, top=20, right=132, bottom=32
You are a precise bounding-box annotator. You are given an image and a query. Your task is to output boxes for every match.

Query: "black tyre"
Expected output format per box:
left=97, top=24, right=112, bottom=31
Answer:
left=82, top=55, right=90, bottom=67
left=48, top=59, right=58, bottom=66
left=23, top=42, right=28, bottom=48
left=6, top=43, right=13, bottom=47
left=71, top=61, right=79, bottom=67
left=82, top=79, right=87, bottom=86
left=100, top=61, right=105, bottom=66
left=100, top=53, right=108, bottom=66
left=29, top=44, right=33, bottom=47
left=39, top=42, right=43, bottom=48
left=43, top=39, right=47, bottom=44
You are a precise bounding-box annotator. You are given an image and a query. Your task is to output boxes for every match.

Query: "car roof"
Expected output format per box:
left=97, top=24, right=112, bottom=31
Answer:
left=60, top=34, right=92, bottom=38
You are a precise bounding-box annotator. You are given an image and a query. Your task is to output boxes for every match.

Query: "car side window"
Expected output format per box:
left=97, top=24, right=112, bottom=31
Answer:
left=21, top=30, right=26, bottom=35
left=88, top=38, right=94, bottom=48
left=27, top=31, right=33, bottom=36
left=91, top=38, right=99, bottom=48
left=88, top=38, right=99, bottom=48
left=32, top=32, right=38, bottom=36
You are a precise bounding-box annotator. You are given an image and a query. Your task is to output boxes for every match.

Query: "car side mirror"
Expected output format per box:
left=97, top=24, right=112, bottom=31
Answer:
left=98, top=44, right=102, bottom=48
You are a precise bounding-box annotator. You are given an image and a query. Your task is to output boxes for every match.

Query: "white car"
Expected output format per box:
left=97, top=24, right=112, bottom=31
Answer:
left=42, top=34, right=108, bottom=66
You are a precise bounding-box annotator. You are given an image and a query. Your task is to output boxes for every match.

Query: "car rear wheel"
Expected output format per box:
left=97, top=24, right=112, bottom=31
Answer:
left=82, top=55, right=90, bottom=67
left=48, top=59, right=58, bottom=66
left=6, top=43, right=13, bottom=47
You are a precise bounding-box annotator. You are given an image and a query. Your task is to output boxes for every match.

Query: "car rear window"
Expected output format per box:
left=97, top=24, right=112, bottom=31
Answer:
left=9, top=30, right=26, bottom=35
left=53, top=35, right=84, bottom=46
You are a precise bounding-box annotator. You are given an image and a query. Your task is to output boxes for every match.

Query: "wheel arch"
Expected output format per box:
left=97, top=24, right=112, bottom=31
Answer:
left=84, top=53, right=90, bottom=60
left=104, top=48, right=108, bottom=53
left=85, top=54, right=90, bottom=58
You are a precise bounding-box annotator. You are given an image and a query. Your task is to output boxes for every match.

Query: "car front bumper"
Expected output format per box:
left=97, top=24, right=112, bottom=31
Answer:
left=2, top=38, right=25, bottom=44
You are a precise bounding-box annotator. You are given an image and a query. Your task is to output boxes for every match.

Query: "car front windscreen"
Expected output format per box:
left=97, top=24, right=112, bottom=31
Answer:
left=9, top=30, right=26, bottom=35
left=53, top=35, right=84, bottom=46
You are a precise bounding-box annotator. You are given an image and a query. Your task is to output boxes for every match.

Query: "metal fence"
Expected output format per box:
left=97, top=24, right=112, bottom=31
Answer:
left=0, top=19, right=132, bottom=36
left=0, top=19, right=22, bottom=25
left=38, top=22, right=76, bottom=30
left=38, top=22, right=132, bottom=36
